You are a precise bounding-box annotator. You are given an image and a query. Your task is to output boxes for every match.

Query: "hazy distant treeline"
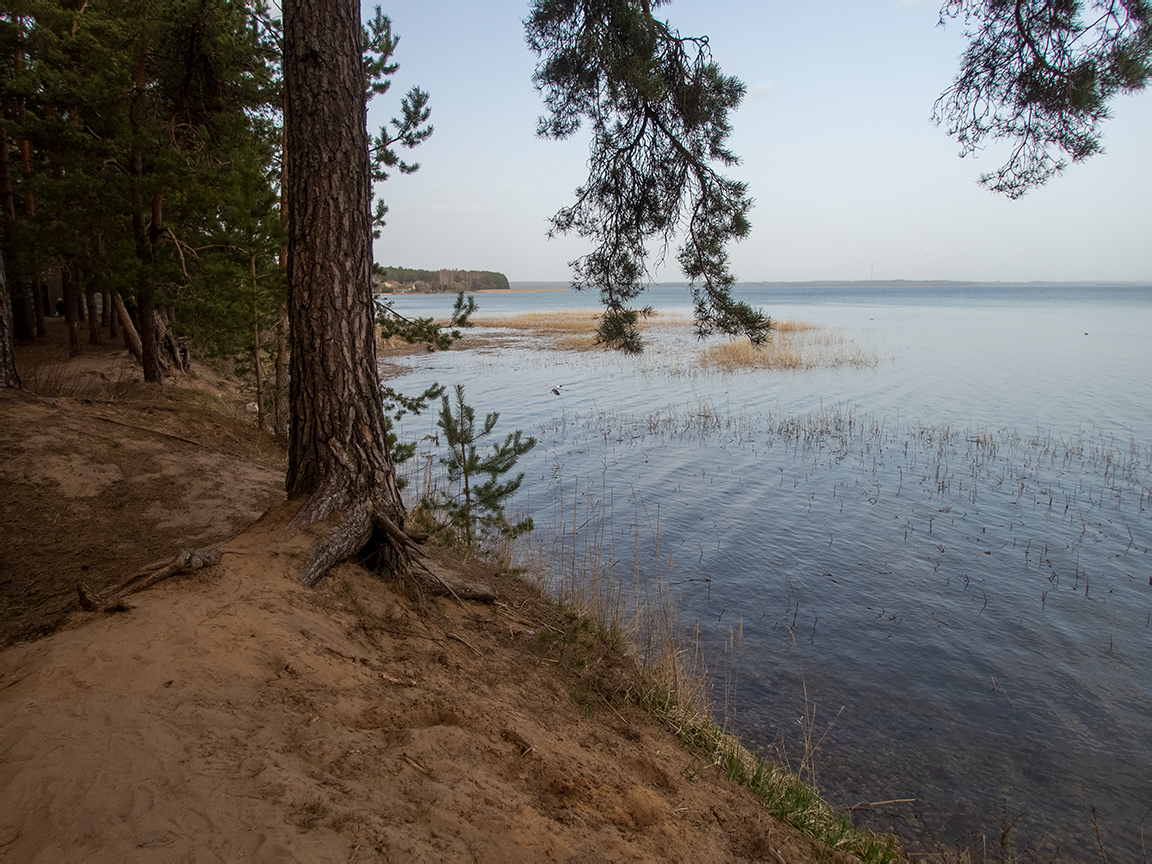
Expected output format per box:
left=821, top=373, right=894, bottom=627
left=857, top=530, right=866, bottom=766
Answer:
left=373, top=266, right=509, bottom=293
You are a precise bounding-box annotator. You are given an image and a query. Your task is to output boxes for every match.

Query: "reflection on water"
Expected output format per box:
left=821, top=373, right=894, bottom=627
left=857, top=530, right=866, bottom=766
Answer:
left=385, top=283, right=1152, bottom=858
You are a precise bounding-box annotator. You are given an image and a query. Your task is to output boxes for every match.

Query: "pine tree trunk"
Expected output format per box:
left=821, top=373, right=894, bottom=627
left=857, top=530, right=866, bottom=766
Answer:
left=129, top=13, right=163, bottom=384
left=62, top=267, right=82, bottom=357
left=0, top=115, right=32, bottom=344
left=284, top=0, right=406, bottom=585
left=250, top=251, right=264, bottom=432
left=102, top=289, right=113, bottom=333
left=0, top=250, right=20, bottom=388
left=132, top=199, right=164, bottom=382
left=86, top=290, right=101, bottom=344
left=32, top=276, right=45, bottom=338
left=274, top=303, right=288, bottom=439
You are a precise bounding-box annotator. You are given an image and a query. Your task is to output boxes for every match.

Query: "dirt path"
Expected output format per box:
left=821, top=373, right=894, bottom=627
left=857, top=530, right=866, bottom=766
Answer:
left=0, top=376, right=285, bottom=647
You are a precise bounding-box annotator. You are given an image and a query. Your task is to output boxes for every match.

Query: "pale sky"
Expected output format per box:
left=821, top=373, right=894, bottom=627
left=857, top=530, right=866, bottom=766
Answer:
left=364, top=0, right=1152, bottom=283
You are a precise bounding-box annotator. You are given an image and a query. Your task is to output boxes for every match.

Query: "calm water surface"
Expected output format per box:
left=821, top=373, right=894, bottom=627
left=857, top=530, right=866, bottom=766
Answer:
left=384, top=283, right=1152, bottom=858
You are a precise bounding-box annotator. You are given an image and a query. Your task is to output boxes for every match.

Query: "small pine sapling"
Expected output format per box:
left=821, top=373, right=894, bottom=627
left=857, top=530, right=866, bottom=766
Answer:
left=432, top=384, right=536, bottom=546
left=377, top=291, right=476, bottom=487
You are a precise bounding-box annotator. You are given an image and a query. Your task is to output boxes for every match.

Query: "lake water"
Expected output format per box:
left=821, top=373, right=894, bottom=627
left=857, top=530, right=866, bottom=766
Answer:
left=383, top=282, right=1152, bottom=859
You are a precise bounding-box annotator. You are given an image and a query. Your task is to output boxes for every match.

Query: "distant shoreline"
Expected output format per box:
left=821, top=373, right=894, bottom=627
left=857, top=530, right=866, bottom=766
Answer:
left=378, top=286, right=567, bottom=296
left=477, top=287, right=566, bottom=294
left=511, top=279, right=1151, bottom=289
left=735, top=279, right=1152, bottom=288
left=381, top=279, right=1151, bottom=297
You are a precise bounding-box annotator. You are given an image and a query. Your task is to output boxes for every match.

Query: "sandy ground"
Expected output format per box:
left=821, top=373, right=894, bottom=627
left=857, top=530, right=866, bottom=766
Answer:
left=0, top=323, right=864, bottom=862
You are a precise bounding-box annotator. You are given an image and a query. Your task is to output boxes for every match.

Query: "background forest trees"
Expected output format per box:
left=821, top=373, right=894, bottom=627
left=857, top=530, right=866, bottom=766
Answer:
left=0, top=0, right=431, bottom=422
left=0, top=0, right=281, bottom=385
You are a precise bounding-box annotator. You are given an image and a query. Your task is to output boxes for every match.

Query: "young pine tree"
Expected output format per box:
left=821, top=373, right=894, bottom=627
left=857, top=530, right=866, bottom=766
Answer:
left=432, top=384, right=536, bottom=548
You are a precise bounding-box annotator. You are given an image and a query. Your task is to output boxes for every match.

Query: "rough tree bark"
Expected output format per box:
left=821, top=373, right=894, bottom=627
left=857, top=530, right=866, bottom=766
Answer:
left=283, top=0, right=409, bottom=587
left=281, top=0, right=494, bottom=603
left=0, top=251, right=20, bottom=388
left=74, top=0, right=495, bottom=610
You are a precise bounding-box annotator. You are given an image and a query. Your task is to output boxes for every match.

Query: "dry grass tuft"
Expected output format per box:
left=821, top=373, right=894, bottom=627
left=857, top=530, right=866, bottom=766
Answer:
left=771, top=319, right=819, bottom=333
left=472, top=309, right=693, bottom=351
left=474, top=309, right=602, bottom=334
left=465, top=312, right=875, bottom=370
left=702, top=325, right=878, bottom=372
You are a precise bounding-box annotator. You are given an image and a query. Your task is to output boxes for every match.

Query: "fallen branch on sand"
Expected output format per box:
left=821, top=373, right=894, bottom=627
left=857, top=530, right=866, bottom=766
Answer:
left=77, top=548, right=223, bottom=612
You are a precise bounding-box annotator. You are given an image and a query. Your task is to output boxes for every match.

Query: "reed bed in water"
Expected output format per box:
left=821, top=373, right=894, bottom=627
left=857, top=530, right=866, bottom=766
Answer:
left=471, top=311, right=878, bottom=370
left=472, top=309, right=691, bottom=351
left=701, top=325, right=879, bottom=371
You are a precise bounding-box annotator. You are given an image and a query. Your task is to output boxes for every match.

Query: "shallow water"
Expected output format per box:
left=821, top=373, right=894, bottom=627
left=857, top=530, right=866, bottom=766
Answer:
left=384, top=283, right=1152, bottom=858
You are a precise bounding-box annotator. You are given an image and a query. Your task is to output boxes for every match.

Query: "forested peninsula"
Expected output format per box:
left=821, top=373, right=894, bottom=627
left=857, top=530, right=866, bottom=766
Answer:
left=373, top=265, right=509, bottom=293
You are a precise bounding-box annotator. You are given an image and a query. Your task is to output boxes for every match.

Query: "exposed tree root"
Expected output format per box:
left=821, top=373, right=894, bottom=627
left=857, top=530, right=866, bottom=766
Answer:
left=289, top=489, right=497, bottom=602
left=409, top=547, right=498, bottom=604
left=76, top=490, right=497, bottom=613
left=78, top=548, right=222, bottom=612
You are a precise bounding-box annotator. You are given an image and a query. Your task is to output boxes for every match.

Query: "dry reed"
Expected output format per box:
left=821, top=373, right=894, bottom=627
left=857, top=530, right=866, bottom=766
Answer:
left=701, top=325, right=879, bottom=372
left=473, top=309, right=691, bottom=351
left=469, top=311, right=878, bottom=371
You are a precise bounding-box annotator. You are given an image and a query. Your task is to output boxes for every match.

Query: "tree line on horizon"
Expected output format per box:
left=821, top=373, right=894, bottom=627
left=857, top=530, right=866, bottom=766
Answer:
left=373, top=265, right=509, bottom=293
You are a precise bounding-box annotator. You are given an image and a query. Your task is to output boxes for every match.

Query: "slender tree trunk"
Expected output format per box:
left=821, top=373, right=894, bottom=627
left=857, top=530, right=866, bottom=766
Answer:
left=284, top=0, right=406, bottom=585
left=61, top=267, right=81, bottom=356
left=102, top=289, right=111, bottom=328
left=0, top=119, right=34, bottom=343
left=75, top=284, right=85, bottom=322
left=274, top=303, right=288, bottom=439
left=0, top=251, right=19, bottom=388
left=129, top=12, right=163, bottom=384
left=132, top=196, right=164, bottom=382
left=86, top=290, right=101, bottom=344
left=106, top=291, right=118, bottom=339
left=113, top=292, right=142, bottom=361
left=0, top=113, right=24, bottom=343
left=250, top=251, right=265, bottom=431
left=16, top=49, right=41, bottom=341
left=32, top=275, right=45, bottom=337
left=275, top=66, right=290, bottom=440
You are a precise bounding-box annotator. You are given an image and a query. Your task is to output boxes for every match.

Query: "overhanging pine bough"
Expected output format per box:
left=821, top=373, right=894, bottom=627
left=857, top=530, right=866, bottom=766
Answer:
left=936, top=0, right=1152, bottom=197
left=526, top=0, right=772, bottom=352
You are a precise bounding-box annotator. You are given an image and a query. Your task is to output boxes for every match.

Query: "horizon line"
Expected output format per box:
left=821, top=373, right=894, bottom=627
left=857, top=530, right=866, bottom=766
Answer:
left=508, top=278, right=1152, bottom=288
